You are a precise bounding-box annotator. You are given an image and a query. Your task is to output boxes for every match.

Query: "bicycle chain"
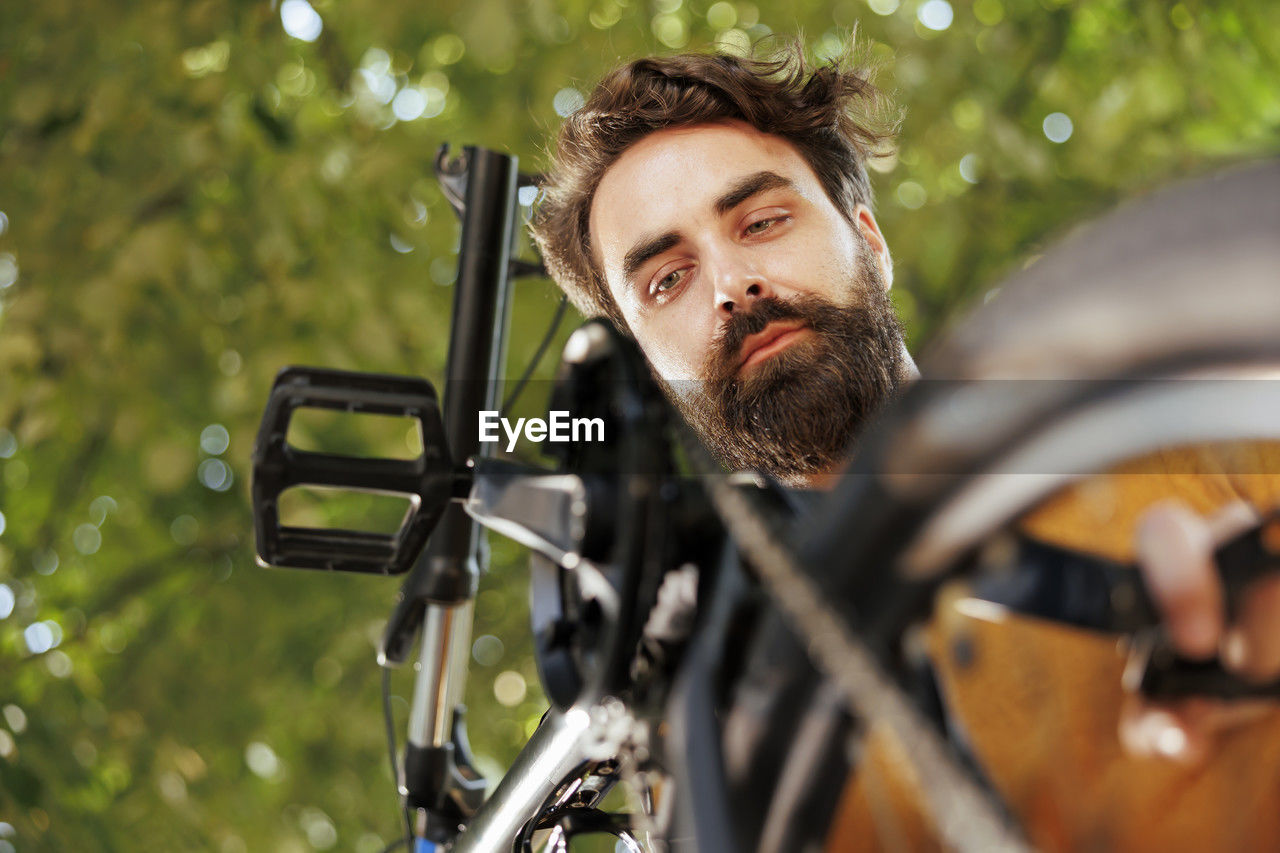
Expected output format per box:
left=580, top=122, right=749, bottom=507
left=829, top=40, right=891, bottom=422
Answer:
left=686, top=433, right=1031, bottom=853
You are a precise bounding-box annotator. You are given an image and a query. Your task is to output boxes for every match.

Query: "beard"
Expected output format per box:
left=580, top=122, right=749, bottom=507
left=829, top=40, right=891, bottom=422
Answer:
left=660, top=254, right=906, bottom=484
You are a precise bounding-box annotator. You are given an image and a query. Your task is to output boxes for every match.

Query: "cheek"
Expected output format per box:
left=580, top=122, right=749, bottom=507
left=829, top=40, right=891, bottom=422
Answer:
left=634, top=315, right=714, bottom=383
left=643, top=331, right=707, bottom=382
left=779, top=229, right=866, bottom=302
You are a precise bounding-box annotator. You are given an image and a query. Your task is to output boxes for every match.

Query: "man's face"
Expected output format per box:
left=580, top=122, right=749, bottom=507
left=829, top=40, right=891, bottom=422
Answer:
left=588, top=120, right=907, bottom=483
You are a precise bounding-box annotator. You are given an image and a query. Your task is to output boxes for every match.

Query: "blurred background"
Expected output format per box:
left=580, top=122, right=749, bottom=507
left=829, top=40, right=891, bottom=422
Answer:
left=0, top=0, right=1277, bottom=848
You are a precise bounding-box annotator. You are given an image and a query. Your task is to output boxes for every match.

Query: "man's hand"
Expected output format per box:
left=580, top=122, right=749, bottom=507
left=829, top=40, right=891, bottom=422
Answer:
left=1119, top=500, right=1280, bottom=763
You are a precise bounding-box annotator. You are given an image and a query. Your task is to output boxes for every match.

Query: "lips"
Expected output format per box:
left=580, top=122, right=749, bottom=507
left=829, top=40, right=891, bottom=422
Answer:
left=738, top=321, right=809, bottom=371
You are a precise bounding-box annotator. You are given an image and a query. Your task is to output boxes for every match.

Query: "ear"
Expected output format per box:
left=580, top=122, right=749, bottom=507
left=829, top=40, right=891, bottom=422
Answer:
left=854, top=204, right=893, bottom=291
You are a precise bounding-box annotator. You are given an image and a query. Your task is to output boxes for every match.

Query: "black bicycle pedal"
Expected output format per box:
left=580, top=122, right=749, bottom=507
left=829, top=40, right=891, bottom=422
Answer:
left=252, top=366, right=454, bottom=574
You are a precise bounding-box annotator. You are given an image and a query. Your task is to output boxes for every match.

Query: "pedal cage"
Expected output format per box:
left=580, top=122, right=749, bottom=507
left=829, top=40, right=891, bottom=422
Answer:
left=251, top=366, right=453, bottom=575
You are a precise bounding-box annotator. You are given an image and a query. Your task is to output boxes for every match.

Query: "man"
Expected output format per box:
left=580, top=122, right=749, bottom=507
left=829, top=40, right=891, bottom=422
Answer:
left=533, top=45, right=910, bottom=488
left=530, top=40, right=1280, bottom=845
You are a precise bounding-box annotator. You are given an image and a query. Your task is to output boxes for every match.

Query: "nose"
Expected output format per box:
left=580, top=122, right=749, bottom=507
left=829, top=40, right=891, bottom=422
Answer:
left=711, top=253, right=771, bottom=317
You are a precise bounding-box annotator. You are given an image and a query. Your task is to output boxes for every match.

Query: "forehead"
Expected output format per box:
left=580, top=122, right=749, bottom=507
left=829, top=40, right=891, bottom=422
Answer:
left=589, top=121, right=820, bottom=266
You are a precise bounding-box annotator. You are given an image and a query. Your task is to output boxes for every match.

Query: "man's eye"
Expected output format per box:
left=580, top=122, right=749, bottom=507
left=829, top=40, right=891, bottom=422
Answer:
left=654, top=268, right=685, bottom=293
left=744, top=217, right=777, bottom=235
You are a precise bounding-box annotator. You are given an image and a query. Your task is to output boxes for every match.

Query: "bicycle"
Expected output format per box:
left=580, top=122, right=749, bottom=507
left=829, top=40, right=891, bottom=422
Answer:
left=251, top=152, right=1280, bottom=851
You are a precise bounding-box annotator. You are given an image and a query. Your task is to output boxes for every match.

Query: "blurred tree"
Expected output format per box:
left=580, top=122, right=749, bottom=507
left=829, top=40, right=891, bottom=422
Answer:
left=0, top=0, right=1276, bottom=848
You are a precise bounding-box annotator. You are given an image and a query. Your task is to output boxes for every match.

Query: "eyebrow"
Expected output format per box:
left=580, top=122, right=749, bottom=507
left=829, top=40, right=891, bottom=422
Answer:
left=619, top=170, right=796, bottom=287
left=713, top=170, right=795, bottom=215
left=622, top=231, right=681, bottom=286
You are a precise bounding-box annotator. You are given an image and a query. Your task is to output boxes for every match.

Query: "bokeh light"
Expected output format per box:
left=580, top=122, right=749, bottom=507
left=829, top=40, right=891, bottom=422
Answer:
left=199, top=458, right=234, bottom=491
left=1043, top=112, right=1074, bottom=143
left=201, top=424, right=230, bottom=456
left=715, top=28, right=752, bottom=55
left=33, top=549, right=59, bottom=576
left=0, top=428, right=15, bottom=458
left=918, top=0, right=954, bottom=31
left=420, top=85, right=447, bottom=119
left=24, top=621, right=56, bottom=654
left=182, top=41, right=230, bottom=78
left=552, top=87, right=584, bottom=118
left=245, top=741, right=282, bottom=779
left=816, top=31, right=845, bottom=61
left=219, top=349, right=243, bottom=376
left=0, top=254, right=17, bottom=289
left=357, top=47, right=397, bottom=110
left=431, top=34, right=465, bottom=65
left=868, top=0, right=900, bottom=16
left=472, top=634, right=504, bottom=666
left=0, top=584, right=14, bottom=619
left=652, top=13, right=690, bottom=48
left=171, top=514, right=200, bottom=545
left=973, top=0, right=1004, bottom=25
left=392, top=87, right=427, bottom=121
left=2, top=705, right=26, bottom=733
left=73, top=523, right=102, bottom=555
left=280, top=0, right=323, bottom=42
left=706, top=1, right=736, bottom=29
left=897, top=181, right=928, bottom=209
left=277, top=62, right=316, bottom=98
left=90, top=495, right=117, bottom=526
left=300, top=807, right=338, bottom=849
left=493, top=670, right=527, bottom=706
left=158, top=770, right=188, bottom=804
left=359, top=68, right=397, bottom=105
left=589, top=0, right=623, bottom=29
left=46, top=650, right=73, bottom=678
left=959, top=153, right=980, bottom=183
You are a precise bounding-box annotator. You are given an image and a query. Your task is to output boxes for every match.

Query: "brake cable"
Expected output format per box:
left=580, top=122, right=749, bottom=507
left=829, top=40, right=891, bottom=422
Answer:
left=382, top=666, right=413, bottom=851
left=679, top=430, right=1031, bottom=853
left=502, top=294, right=569, bottom=415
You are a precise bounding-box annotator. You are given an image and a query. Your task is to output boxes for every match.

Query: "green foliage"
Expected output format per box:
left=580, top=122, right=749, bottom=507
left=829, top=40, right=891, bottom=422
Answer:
left=0, top=0, right=1276, bottom=848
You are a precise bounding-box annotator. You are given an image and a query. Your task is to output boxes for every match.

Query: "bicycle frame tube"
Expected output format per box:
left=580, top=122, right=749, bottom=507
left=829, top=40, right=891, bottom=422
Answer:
left=398, top=146, right=519, bottom=825
left=409, top=604, right=462, bottom=748
left=406, top=598, right=475, bottom=750
left=450, top=707, right=594, bottom=852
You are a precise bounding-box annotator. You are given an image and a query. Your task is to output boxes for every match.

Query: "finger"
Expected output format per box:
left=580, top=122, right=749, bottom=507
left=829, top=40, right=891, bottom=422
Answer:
left=1204, top=501, right=1275, bottom=680
left=1117, top=695, right=1272, bottom=765
left=1137, top=501, right=1223, bottom=659
left=1223, top=573, right=1280, bottom=681
left=1118, top=695, right=1209, bottom=764
left=1204, top=500, right=1262, bottom=542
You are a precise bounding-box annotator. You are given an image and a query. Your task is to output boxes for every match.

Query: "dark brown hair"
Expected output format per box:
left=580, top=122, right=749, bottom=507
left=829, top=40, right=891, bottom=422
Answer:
left=530, top=37, right=899, bottom=328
